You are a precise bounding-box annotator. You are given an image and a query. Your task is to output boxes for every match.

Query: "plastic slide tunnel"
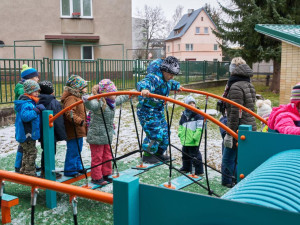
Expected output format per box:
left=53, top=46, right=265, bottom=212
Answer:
left=222, top=149, right=300, bottom=213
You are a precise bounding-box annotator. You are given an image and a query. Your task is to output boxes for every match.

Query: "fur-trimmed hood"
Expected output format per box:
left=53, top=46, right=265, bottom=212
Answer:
left=61, top=86, right=82, bottom=103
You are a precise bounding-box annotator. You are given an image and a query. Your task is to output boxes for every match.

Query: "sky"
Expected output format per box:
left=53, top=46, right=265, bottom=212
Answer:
left=132, top=0, right=229, bottom=20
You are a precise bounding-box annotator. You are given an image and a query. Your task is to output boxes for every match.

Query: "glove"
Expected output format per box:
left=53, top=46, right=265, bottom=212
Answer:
left=82, top=94, right=90, bottom=103
left=224, top=134, right=233, bottom=148
left=34, top=104, right=46, bottom=114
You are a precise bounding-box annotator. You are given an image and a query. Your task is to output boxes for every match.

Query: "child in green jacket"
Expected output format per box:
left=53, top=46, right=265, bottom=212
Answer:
left=178, top=96, right=204, bottom=175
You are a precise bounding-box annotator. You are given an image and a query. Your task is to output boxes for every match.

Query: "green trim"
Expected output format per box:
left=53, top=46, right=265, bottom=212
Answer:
left=255, top=24, right=300, bottom=47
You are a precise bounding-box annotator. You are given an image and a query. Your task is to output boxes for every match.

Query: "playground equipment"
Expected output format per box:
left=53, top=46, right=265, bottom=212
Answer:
left=1, top=90, right=300, bottom=224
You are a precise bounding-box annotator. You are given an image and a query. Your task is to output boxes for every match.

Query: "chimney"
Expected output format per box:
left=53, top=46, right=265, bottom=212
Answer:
left=188, top=9, right=194, bottom=16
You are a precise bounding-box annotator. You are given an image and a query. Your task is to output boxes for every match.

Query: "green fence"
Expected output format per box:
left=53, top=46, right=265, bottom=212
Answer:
left=0, top=58, right=229, bottom=104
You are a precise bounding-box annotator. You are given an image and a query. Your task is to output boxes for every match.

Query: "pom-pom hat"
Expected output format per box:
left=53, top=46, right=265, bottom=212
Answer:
left=21, top=64, right=39, bottom=79
left=98, top=79, right=117, bottom=93
left=290, top=82, right=300, bottom=104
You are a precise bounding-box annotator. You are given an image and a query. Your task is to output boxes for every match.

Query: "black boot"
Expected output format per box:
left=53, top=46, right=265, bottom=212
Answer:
left=179, top=159, right=191, bottom=173
left=155, top=148, right=169, bottom=162
left=143, top=152, right=160, bottom=164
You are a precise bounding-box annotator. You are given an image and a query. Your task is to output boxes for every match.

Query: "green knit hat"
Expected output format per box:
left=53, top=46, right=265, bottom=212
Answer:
left=23, top=80, right=40, bottom=94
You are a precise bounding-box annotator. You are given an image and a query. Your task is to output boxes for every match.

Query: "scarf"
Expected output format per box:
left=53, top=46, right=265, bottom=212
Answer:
left=105, top=97, right=115, bottom=109
left=222, top=75, right=251, bottom=98
left=24, top=93, right=39, bottom=103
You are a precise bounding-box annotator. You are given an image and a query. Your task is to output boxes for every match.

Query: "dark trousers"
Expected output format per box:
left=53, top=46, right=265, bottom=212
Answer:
left=181, top=146, right=204, bottom=175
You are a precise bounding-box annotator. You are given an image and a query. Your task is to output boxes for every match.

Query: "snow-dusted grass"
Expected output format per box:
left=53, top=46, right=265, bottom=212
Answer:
left=0, top=89, right=252, bottom=224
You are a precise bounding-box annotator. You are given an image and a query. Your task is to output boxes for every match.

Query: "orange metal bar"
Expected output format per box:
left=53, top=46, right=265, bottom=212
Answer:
left=181, top=87, right=268, bottom=125
left=49, top=91, right=238, bottom=140
left=0, top=170, right=113, bottom=205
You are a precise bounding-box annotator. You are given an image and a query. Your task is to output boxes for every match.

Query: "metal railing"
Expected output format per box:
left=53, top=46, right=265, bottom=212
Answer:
left=0, top=58, right=230, bottom=104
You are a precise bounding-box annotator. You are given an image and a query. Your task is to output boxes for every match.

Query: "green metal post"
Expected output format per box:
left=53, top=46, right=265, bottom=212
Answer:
left=203, top=61, right=206, bottom=81
left=217, top=61, right=220, bottom=80
left=42, top=110, right=57, bottom=209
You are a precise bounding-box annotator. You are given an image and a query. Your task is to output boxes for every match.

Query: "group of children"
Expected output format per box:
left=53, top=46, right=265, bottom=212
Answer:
left=14, top=57, right=205, bottom=185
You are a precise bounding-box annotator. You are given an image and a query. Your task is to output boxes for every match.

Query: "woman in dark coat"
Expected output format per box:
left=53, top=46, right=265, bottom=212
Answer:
left=222, top=57, right=257, bottom=187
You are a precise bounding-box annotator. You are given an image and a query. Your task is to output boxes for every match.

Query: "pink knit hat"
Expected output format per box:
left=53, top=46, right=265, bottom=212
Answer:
left=98, top=79, right=117, bottom=93
left=290, top=82, right=300, bottom=104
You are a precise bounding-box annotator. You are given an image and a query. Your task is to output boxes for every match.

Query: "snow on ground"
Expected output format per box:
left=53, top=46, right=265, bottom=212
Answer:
left=0, top=104, right=223, bottom=174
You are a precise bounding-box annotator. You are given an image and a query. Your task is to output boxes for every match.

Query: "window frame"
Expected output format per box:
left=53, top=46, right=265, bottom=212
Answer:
left=81, top=45, right=94, bottom=60
left=185, top=44, right=193, bottom=51
left=195, top=27, right=200, bottom=34
left=178, top=44, right=180, bottom=51
left=214, top=44, right=218, bottom=51
left=204, top=27, right=209, bottom=34
left=60, top=0, right=93, bottom=19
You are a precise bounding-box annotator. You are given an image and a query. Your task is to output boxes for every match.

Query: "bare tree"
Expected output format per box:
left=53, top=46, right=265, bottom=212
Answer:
left=136, top=5, right=167, bottom=59
left=165, top=5, right=184, bottom=37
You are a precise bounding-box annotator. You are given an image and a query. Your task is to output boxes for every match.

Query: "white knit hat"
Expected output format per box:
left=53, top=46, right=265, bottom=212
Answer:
left=256, top=99, right=272, bottom=117
left=184, top=95, right=196, bottom=105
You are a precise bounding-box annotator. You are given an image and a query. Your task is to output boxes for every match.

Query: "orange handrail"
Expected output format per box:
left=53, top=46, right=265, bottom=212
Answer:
left=0, top=170, right=113, bottom=205
left=181, top=87, right=268, bottom=125
left=49, top=91, right=238, bottom=140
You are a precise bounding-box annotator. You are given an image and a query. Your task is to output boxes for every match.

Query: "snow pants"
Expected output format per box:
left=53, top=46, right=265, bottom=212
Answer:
left=137, top=106, right=169, bottom=154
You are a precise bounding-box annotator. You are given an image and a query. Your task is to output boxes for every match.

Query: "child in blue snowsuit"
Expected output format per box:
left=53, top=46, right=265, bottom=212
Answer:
left=14, top=80, right=45, bottom=176
left=137, top=56, right=181, bottom=164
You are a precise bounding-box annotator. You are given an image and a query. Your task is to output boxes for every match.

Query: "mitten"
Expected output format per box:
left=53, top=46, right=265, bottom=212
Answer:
left=224, top=134, right=233, bottom=148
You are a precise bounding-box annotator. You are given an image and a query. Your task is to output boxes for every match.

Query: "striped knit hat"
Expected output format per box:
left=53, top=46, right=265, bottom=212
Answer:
left=290, top=82, right=300, bottom=104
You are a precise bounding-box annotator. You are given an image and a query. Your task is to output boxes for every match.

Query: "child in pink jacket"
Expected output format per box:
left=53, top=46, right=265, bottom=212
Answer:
left=268, top=83, right=300, bottom=135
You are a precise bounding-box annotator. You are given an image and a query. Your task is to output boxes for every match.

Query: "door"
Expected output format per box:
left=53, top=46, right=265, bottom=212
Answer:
left=53, top=45, right=69, bottom=79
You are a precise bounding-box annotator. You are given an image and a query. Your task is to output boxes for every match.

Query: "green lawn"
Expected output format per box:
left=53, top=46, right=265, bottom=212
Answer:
left=0, top=81, right=279, bottom=224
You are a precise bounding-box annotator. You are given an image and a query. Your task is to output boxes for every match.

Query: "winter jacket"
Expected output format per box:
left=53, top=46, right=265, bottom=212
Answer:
left=14, top=95, right=40, bottom=143
left=14, top=81, right=25, bottom=101
left=225, top=64, right=257, bottom=132
left=38, top=94, right=67, bottom=144
left=84, top=87, right=128, bottom=145
left=268, top=103, right=300, bottom=135
left=61, top=86, right=87, bottom=140
left=178, top=110, right=204, bottom=146
left=137, top=59, right=180, bottom=111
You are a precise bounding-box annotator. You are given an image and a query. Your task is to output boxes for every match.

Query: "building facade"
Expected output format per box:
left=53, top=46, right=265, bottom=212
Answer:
left=165, top=8, right=222, bottom=61
left=255, top=24, right=300, bottom=104
left=0, top=0, right=132, bottom=60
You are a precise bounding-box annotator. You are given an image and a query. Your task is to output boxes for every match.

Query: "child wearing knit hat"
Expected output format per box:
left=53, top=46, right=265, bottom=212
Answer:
left=256, top=99, right=272, bottom=132
left=82, top=79, right=129, bottom=185
left=268, top=83, right=300, bottom=135
left=38, top=81, right=67, bottom=178
left=14, top=64, right=40, bottom=172
left=61, top=75, right=88, bottom=177
left=178, top=96, right=204, bottom=176
left=14, top=80, right=45, bottom=176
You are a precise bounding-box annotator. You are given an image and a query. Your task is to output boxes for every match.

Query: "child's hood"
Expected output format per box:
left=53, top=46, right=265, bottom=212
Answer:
left=14, top=95, right=34, bottom=112
left=146, top=59, right=164, bottom=79
left=61, top=86, right=81, bottom=103
left=38, top=94, right=55, bottom=107
left=268, top=103, right=299, bottom=129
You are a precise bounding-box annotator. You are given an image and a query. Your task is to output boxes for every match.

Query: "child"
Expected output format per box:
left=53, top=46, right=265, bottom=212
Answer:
left=61, top=75, right=88, bottom=177
left=14, top=64, right=40, bottom=172
left=38, top=81, right=67, bottom=178
left=256, top=99, right=272, bottom=132
left=82, top=79, right=128, bottom=185
left=268, top=83, right=300, bottom=135
left=14, top=80, right=45, bottom=176
left=178, top=96, right=204, bottom=175
left=137, top=56, right=181, bottom=164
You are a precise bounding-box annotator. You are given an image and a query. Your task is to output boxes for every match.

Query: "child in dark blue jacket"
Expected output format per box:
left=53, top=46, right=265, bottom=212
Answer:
left=137, top=56, right=181, bottom=164
left=38, top=81, right=67, bottom=178
left=14, top=80, right=45, bottom=176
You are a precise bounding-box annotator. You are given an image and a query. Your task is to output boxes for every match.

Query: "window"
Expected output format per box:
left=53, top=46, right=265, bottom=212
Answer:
left=167, top=46, right=170, bottom=53
left=204, top=27, right=209, bottom=34
left=214, top=44, right=218, bottom=51
left=178, top=44, right=180, bottom=51
left=195, top=27, right=200, bottom=34
left=81, top=46, right=94, bottom=60
left=61, top=0, right=92, bottom=18
left=185, top=44, right=193, bottom=51
left=201, top=17, right=203, bottom=21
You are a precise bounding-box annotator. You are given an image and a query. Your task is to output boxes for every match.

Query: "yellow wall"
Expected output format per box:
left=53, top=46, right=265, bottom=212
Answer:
left=280, top=42, right=300, bottom=104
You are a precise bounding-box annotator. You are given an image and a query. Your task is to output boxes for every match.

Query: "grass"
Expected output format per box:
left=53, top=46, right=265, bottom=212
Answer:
left=0, top=81, right=279, bottom=224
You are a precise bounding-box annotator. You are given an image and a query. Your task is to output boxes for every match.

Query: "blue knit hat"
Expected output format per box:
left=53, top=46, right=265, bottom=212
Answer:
left=21, top=64, right=39, bottom=79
